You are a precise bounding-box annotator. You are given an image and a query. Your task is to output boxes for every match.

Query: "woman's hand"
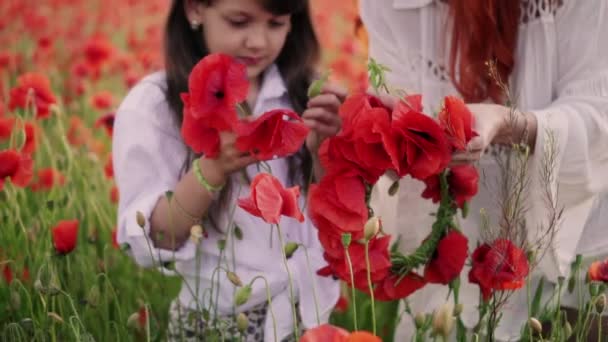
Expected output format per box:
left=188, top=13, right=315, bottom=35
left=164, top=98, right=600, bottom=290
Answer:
left=199, top=131, right=257, bottom=185
left=303, top=83, right=347, bottom=154
left=450, top=103, right=538, bottom=165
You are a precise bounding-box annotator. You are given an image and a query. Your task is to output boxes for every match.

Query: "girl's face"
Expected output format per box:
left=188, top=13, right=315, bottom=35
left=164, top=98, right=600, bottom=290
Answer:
left=188, top=0, right=292, bottom=82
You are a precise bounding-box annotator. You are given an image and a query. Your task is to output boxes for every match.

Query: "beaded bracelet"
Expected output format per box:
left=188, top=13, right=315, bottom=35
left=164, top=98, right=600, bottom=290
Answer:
left=192, top=157, right=225, bottom=193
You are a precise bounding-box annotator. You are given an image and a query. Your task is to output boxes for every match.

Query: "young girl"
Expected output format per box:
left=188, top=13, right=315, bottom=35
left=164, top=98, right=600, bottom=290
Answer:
left=113, top=0, right=345, bottom=341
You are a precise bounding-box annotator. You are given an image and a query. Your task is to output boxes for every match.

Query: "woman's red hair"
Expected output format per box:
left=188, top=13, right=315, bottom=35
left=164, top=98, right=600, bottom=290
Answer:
left=448, top=1, right=521, bottom=104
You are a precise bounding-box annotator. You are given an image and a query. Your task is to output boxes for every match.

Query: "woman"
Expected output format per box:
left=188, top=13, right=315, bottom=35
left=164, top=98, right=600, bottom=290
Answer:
left=360, top=0, right=608, bottom=340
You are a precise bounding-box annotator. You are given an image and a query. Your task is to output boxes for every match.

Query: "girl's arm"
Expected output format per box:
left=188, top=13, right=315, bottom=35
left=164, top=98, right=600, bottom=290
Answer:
left=149, top=132, right=255, bottom=251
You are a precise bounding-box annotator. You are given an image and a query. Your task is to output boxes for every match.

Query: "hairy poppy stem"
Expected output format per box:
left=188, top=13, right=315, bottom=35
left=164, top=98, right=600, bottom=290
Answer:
left=364, top=240, right=377, bottom=335
left=249, top=275, right=278, bottom=341
left=344, top=244, right=359, bottom=331
left=276, top=224, right=299, bottom=339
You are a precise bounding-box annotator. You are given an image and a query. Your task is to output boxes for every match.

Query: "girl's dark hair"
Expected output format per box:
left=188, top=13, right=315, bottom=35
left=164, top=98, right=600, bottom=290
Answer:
left=163, top=0, right=319, bottom=225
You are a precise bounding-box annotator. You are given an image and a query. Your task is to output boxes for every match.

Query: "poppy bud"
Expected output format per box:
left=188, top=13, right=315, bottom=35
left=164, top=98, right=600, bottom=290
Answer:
left=528, top=317, right=542, bottom=334
left=87, top=285, right=100, bottom=307
left=341, top=233, right=352, bottom=248
left=590, top=283, right=600, bottom=297
left=190, top=225, right=204, bottom=244
left=414, top=313, right=426, bottom=329
left=236, top=313, right=249, bottom=333
left=48, top=312, right=64, bottom=324
left=234, top=285, right=252, bottom=306
left=453, top=303, right=463, bottom=316
left=432, top=302, right=455, bottom=338
left=227, top=271, right=243, bottom=287
left=34, top=279, right=45, bottom=293
left=364, top=217, right=381, bottom=240
left=595, top=293, right=606, bottom=314
left=136, top=211, right=146, bottom=228
left=127, top=312, right=141, bottom=330
left=284, top=242, right=299, bottom=259
left=564, top=321, right=573, bottom=338
left=10, top=291, right=21, bottom=310
left=388, top=180, right=400, bottom=196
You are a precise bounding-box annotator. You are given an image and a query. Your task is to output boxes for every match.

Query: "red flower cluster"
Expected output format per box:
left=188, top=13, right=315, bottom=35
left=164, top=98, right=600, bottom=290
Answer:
left=181, top=53, right=248, bottom=157
left=0, top=149, right=33, bottom=191
left=8, top=72, right=57, bottom=119
left=468, top=239, right=530, bottom=300
left=181, top=53, right=309, bottom=160
left=309, top=93, right=478, bottom=301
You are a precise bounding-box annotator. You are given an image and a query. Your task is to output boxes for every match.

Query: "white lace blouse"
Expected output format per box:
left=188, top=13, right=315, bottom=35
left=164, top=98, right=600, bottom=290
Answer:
left=361, top=0, right=608, bottom=340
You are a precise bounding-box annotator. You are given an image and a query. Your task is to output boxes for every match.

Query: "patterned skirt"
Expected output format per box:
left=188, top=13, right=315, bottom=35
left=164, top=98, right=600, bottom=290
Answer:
left=167, top=300, right=303, bottom=342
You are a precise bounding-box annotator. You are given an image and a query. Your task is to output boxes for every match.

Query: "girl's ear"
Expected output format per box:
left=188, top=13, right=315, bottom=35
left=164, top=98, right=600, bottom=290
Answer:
left=184, top=0, right=206, bottom=26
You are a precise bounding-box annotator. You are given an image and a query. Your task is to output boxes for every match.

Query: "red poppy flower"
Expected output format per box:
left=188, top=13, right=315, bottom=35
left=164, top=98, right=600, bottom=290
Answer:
left=111, top=228, right=119, bottom=249
left=110, top=185, right=119, bottom=204
left=238, top=173, right=304, bottom=224
left=90, top=90, right=114, bottom=110
left=0, top=149, right=33, bottom=190
left=373, top=272, right=427, bottom=301
left=345, top=331, right=382, bottom=342
left=439, top=96, right=477, bottom=151
left=180, top=93, right=221, bottom=157
left=185, top=53, right=248, bottom=128
left=308, top=171, right=368, bottom=236
left=589, top=259, right=608, bottom=282
left=424, top=230, right=468, bottom=284
left=138, top=306, right=148, bottom=329
left=67, top=116, right=92, bottom=147
left=468, top=239, right=529, bottom=300
left=319, top=94, right=398, bottom=184
left=2, top=264, right=12, bottom=284
left=300, top=324, right=349, bottom=342
left=0, top=116, right=15, bottom=140
left=8, top=72, right=57, bottom=119
left=83, top=34, right=114, bottom=69
left=22, top=121, right=37, bottom=154
left=334, top=295, right=349, bottom=313
left=421, top=165, right=479, bottom=208
left=31, top=168, right=66, bottom=191
left=392, top=101, right=451, bottom=180
left=94, top=112, right=115, bottom=137
left=104, top=156, right=113, bottom=179
left=51, top=219, right=79, bottom=254
left=235, top=109, right=309, bottom=160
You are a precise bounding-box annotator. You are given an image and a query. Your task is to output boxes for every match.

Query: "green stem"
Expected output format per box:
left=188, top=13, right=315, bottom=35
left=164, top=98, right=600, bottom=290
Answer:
left=365, top=240, right=377, bottom=335
left=250, top=275, right=278, bottom=342
left=344, top=246, right=358, bottom=331
left=276, top=224, right=299, bottom=339
left=300, top=245, right=321, bottom=325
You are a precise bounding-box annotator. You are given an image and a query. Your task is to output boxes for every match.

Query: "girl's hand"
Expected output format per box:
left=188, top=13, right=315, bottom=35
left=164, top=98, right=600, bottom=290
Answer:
left=199, top=131, right=257, bottom=185
left=450, top=103, right=537, bottom=165
left=303, top=83, right=347, bottom=154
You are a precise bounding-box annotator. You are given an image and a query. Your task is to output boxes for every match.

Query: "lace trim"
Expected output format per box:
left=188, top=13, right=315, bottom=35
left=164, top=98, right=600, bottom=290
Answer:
left=520, top=0, right=564, bottom=24
left=436, top=0, right=564, bottom=24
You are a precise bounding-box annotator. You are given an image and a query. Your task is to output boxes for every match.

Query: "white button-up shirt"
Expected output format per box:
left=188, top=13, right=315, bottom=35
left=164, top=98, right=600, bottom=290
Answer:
left=362, top=0, right=608, bottom=340
left=113, top=65, right=339, bottom=341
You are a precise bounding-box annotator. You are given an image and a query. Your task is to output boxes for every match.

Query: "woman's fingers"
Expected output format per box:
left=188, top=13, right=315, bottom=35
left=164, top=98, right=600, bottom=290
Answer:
left=307, top=93, right=342, bottom=109
left=320, top=83, right=348, bottom=102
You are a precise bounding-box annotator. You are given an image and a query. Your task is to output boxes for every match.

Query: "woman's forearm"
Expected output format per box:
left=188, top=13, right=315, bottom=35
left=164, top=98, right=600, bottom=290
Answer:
left=149, top=158, right=226, bottom=250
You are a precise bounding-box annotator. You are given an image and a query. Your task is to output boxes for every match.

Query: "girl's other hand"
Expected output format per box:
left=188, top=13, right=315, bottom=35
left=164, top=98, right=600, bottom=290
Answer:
left=303, top=83, right=347, bottom=154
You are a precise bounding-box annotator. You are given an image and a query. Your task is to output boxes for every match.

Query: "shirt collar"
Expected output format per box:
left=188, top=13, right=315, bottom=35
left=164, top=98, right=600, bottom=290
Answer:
left=257, top=64, right=288, bottom=101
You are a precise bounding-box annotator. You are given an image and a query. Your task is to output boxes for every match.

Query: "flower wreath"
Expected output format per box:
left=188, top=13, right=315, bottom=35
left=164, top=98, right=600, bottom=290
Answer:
left=308, top=82, right=480, bottom=302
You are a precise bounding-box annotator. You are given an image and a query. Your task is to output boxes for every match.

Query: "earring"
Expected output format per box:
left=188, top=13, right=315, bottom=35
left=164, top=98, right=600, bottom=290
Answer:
left=190, top=20, right=200, bottom=30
